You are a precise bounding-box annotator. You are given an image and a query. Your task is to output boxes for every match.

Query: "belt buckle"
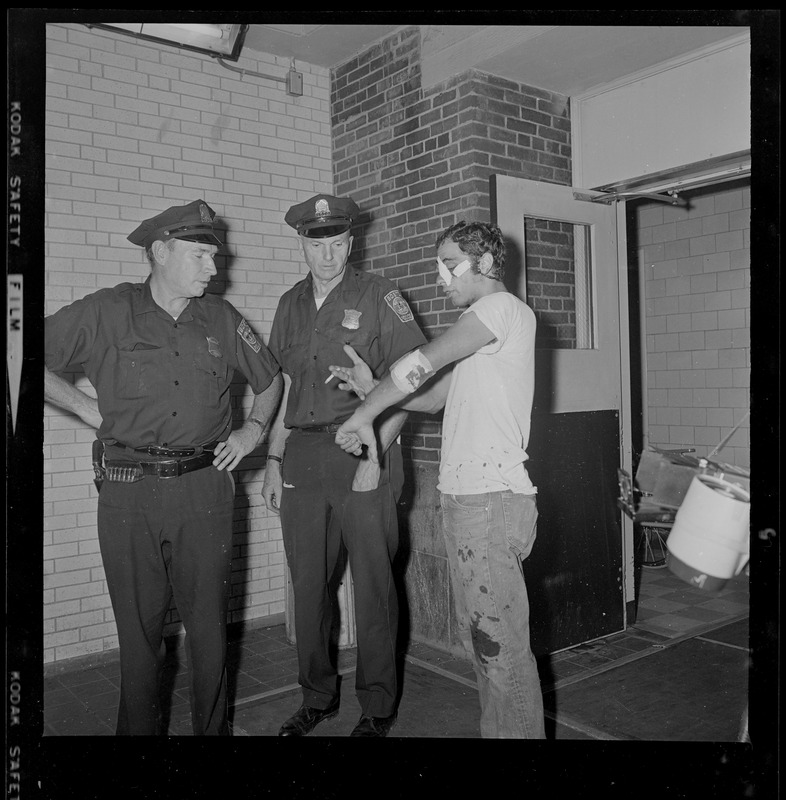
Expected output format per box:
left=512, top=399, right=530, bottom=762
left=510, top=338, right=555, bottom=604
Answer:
left=157, top=460, right=182, bottom=479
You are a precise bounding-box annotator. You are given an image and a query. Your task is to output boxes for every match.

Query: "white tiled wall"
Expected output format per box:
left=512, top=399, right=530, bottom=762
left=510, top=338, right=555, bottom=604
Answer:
left=44, top=23, right=332, bottom=664
left=636, top=181, right=750, bottom=469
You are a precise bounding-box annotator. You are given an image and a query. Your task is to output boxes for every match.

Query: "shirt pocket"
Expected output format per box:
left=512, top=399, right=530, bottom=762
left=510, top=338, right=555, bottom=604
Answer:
left=277, top=339, right=307, bottom=380
left=193, top=356, right=232, bottom=409
left=324, top=327, right=375, bottom=366
left=115, top=346, right=164, bottom=399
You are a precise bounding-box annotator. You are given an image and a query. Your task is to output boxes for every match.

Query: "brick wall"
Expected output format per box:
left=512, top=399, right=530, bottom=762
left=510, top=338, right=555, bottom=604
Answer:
left=43, top=23, right=333, bottom=664
left=331, top=26, right=572, bottom=466
left=636, top=180, right=751, bottom=469
left=524, top=219, right=579, bottom=349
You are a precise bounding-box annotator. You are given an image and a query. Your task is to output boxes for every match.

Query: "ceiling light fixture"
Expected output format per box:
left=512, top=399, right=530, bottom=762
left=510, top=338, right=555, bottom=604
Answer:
left=87, top=22, right=249, bottom=62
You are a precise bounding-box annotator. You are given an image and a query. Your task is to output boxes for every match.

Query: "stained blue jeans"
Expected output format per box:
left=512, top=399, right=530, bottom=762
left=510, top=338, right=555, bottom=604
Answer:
left=441, top=490, right=545, bottom=738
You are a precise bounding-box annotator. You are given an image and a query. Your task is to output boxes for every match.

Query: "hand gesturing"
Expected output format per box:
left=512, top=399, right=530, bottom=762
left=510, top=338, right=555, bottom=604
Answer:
left=327, top=344, right=378, bottom=400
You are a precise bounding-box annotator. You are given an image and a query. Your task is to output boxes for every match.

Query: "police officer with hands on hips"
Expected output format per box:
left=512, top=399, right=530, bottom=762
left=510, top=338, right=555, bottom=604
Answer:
left=44, top=200, right=283, bottom=735
left=262, top=193, right=427, bottom=737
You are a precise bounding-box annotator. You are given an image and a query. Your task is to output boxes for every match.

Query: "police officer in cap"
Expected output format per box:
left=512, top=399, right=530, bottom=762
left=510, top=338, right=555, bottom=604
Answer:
left=262, top=193, right=427, bottom=736
left=44, top=200, right=283, bottom=735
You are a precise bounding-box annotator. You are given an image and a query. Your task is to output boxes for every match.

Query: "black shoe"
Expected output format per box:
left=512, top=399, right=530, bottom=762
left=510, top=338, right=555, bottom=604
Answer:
left=278, top=700, right=340, bottom=737
left=350, top=713, right=397, bottom=737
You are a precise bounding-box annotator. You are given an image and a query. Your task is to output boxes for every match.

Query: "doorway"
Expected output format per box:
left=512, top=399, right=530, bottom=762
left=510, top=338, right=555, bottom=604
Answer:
left=627, top=178, right=751, bottom=472
left=491, top=174, right=752, bottom=656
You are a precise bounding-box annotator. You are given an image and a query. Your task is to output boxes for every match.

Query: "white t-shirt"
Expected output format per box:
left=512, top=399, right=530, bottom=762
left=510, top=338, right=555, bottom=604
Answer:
left=437, top=291, right=537, bottom=496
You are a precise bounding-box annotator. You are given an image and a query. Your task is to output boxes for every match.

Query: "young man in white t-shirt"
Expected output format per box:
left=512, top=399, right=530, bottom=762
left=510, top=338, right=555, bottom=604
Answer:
left=330, top=221, right=545, bottom=739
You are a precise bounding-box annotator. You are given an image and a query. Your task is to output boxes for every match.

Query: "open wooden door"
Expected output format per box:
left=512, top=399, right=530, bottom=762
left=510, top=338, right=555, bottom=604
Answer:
left=491, top=174, right=631, bottom=656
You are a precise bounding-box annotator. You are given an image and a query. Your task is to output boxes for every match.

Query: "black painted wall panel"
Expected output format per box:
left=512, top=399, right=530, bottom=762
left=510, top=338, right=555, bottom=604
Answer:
left=524, top=410, right=624, bottom=656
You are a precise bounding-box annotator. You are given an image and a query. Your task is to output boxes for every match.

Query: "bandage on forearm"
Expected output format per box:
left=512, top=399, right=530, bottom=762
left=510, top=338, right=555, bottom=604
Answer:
left=390, top=348, right=435, bottom=394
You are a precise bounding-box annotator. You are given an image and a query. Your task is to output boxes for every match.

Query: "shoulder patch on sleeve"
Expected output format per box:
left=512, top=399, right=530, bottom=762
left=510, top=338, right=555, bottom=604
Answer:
left=237, top=318, right=262, bottom=353
left=384, top=289, right=414, bottom=323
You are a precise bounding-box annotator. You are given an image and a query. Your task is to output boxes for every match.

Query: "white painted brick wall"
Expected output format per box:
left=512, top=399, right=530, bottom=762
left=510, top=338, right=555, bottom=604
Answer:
left=44, top=23, right=332, bottom=664
left=638, top=181, right=750, bottom=470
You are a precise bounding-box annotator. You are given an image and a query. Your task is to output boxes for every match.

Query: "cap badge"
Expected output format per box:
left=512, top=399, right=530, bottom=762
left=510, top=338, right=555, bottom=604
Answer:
left=199, top=203, right=212, bottom=223
left=342, top=309, right=362, bottom=330
left=315, top=199, right=331, bottom=220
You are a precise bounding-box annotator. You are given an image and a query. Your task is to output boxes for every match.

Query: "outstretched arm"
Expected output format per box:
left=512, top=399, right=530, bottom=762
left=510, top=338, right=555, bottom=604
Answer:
left=325, top=344, right=421, bottom=492
left=336, top=311, right=496, bottom=462
left=329, top=344, right=453, bottom=414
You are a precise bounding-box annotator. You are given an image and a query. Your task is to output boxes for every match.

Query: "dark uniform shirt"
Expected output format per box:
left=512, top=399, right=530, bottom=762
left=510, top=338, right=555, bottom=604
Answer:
left=45, top=279, right=279, bottom=448
left=269, top=267, right=427, bottom=428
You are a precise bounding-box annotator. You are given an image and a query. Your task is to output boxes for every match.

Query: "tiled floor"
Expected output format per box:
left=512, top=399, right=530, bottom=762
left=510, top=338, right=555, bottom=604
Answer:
left=42, top=565, right=750, bottom=739
left=633, top=562, right=749, bottom=639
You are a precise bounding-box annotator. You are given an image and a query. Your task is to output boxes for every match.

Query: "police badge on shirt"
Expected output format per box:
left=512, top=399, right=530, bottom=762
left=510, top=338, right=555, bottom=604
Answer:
left=342, top=309, right=362, bottom=330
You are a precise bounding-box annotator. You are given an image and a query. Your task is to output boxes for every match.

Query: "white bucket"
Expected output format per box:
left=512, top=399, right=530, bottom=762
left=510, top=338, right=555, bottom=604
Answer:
left=666, top=474, right=750, bottom=592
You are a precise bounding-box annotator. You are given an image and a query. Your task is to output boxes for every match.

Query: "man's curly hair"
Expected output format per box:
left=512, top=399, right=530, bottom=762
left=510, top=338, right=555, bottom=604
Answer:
left=435, top=221, right=506, bottom=281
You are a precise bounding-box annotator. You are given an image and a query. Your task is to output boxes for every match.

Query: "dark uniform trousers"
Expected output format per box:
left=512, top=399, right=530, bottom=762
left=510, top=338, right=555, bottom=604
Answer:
left=280, top=430, right=404, bottom=718
left=97, top=457, right=235, bottom=735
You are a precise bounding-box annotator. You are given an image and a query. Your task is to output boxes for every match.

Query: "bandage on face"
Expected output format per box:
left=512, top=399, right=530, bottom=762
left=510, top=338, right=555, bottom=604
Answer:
left=437, top=256, right=471, bottom=285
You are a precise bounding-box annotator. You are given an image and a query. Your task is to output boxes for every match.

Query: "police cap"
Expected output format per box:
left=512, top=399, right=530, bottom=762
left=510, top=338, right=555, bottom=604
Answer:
left=285, top=193, right=360, bottom=238
left=127, top=200, right=222, bottom=248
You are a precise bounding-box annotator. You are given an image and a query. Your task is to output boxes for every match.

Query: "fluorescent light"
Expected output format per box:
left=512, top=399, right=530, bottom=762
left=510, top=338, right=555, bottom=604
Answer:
left=165, top=24, right=227, bottom=40
left=89, top=22, right=248, bottom=61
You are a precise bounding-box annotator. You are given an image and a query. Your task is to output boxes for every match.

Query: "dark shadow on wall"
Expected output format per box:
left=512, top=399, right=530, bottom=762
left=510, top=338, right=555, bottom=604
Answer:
left=502, top=232, right=558, bottom=415
left=501, top=229, right=524, bottom=299
left=212, top=221, right=233, bottom=296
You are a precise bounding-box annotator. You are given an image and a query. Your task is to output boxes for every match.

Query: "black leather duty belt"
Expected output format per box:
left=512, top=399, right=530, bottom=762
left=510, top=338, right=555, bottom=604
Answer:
left=103, top=451, right=215, bottom=482
left=296, top=424, right=342, bottom=434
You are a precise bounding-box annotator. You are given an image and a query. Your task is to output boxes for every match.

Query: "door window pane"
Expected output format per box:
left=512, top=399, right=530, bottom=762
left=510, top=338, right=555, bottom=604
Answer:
left=514, top=217, right=595, bottom=350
